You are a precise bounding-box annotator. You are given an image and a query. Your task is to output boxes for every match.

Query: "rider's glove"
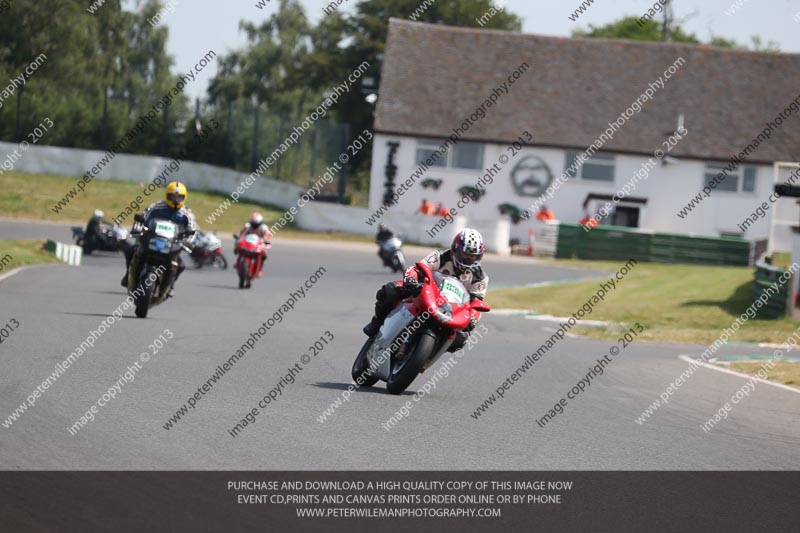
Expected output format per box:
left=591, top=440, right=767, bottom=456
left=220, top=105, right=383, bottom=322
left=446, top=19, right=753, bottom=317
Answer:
left=403, top=277, right=422, bottom=296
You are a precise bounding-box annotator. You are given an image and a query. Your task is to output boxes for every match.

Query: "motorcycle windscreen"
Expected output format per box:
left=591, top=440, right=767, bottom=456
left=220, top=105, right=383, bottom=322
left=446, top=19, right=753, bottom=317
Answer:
left=154, top=220, right=177, bottom=238
left=440, top=277, right=469, bottom=304
left=149, top=220, right=177, bottom=252
left=382, top=238, right=401, bottom=252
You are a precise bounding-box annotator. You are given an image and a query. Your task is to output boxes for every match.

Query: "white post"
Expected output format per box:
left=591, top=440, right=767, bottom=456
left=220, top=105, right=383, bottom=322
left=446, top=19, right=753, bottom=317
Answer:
left=769, top=162, right=800, bottom=255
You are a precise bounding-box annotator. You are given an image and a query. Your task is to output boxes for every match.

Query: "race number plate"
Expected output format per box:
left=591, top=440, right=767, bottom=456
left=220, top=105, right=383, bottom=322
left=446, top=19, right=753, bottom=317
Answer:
left=442, top=279, right=466, bottom=304
left=154, top=221, right=177, bottom=239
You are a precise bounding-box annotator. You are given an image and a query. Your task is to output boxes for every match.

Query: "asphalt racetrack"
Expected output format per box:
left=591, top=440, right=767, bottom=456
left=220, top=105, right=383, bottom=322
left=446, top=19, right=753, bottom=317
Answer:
left=1, top=220, right=798, bottom=470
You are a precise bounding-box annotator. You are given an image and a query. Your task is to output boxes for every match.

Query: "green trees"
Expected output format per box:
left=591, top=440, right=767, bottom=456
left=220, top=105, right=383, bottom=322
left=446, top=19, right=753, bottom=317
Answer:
left=201, top=0, right=522, bottom=193
left=572, top=14, right=779, bottom=51
left=0, top=0, right=188, bottom=155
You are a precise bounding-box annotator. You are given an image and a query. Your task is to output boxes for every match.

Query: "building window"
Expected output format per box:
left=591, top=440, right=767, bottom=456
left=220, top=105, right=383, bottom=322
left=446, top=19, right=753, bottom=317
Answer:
left=416, top=141, right=447, bottom=168
left=742, top=167, right=756, bottom=192
left=565, top=152, right=615, bottom=181
left=453, top=143, right=484, bottom=170
left=415, top=140, right=484, bottom=170
left=703, top=164, right=756, bottom=193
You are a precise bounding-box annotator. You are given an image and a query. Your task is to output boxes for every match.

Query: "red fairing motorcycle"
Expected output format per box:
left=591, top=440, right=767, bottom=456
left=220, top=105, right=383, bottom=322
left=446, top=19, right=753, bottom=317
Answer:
left=352, top=261, right=490, bottom=394
left=234, top=233, right=270, bottom=289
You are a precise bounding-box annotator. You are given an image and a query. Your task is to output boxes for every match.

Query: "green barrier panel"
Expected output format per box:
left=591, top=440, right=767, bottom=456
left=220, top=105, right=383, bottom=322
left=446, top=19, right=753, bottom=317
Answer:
left=555, top=224, right=579, bottom=259
left=556, top=223, right=750, bottom=266
left=752, top=263, right=792, bottom=318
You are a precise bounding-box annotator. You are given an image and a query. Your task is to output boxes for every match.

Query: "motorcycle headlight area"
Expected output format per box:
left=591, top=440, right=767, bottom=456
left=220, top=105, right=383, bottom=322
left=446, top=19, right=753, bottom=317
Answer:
left=148, top=237, right=169, bottom=251
left=436, top=302, right=453, bottom=322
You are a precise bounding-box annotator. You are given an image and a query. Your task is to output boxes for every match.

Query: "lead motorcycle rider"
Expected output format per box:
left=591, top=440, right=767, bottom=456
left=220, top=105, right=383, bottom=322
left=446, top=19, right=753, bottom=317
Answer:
left=363, top=228, right=489, bottom=353
left=121, top=181, right=197, bottom=295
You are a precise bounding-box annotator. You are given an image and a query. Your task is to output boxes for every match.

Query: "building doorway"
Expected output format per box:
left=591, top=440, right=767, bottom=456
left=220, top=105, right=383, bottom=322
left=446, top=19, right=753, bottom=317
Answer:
left=612, top=206, right=640, bottom=228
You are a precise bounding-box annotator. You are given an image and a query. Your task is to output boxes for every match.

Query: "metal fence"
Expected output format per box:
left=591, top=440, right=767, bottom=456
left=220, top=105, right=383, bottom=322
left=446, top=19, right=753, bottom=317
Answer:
left=0, top=95, right=353, bottom=202
left=210, top=101, right=351, bottom=191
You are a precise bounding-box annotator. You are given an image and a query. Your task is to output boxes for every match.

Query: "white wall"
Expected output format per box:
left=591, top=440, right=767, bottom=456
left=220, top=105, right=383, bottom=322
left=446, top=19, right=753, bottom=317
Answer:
left=369, top=133, right=775, bottom=245
left=0, top=141, right=304, bottom=211
left=294, top=202, right=510, bottom=254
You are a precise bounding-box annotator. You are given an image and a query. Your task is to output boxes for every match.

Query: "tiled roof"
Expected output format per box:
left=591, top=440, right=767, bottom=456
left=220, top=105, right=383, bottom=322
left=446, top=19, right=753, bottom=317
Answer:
left=375, top=19, right=800, bottom=163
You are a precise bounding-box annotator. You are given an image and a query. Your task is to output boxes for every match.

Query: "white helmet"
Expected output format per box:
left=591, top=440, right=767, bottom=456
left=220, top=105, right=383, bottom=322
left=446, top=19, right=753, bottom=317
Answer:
left=451, top=228, right=485, bottom=272
left=249, top=212, right=264, bottom=230
left=92, top=209, right=104, bottom=220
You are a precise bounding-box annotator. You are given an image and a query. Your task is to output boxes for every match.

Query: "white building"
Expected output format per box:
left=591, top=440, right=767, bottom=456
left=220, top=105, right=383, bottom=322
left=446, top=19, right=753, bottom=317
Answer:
left=368, top=20, right=800, bottom=252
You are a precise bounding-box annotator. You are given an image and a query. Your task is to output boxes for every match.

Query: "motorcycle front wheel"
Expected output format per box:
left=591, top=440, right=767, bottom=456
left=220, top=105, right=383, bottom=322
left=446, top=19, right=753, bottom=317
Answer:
left=391, top=252, right=405, bottom=273
left=215, top=254, right=228, bottom=270
left=238, top=259, right=249, bottom=289
left=386, top=330, right=435, bottom=395
left=134, top=268, right=156, bottom=318
left=352, top=338, right=380, bottom=388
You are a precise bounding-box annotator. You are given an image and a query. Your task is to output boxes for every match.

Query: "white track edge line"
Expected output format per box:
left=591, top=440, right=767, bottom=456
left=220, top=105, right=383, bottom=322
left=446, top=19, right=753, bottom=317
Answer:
left=677, top=355, right=800, bottom=395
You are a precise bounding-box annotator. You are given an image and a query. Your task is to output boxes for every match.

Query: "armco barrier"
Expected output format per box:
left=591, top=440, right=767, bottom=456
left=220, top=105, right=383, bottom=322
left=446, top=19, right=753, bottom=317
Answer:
left=752, top=262, right=793, bottom=318
left=556, top=223, right=750, bottom=266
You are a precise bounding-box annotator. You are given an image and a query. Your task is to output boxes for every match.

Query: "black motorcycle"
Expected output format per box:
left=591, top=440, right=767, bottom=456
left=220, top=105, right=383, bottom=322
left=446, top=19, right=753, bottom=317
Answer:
left=72, top=222, right=130, bottom=255
left=130, top=214, right=193, bottom=318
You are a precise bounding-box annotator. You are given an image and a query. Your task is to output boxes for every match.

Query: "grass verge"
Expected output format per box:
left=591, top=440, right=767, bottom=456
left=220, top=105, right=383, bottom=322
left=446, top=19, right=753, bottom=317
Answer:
left=490, top=258, right=800, bottom=345
left=729, top=362, right=800, bottom=388
left=0, top=171, right=371, bottom=242
left=0, top=240, right=59, bottom=274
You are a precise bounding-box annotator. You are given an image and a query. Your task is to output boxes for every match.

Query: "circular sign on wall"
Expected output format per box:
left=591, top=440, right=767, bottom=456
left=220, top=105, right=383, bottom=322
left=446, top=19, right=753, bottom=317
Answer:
left=511, top=155, right=554, bottom=197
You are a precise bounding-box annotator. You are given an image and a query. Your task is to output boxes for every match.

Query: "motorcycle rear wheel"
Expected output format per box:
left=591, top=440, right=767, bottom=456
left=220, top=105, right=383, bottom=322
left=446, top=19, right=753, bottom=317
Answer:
left=386, top=330, right=435, bottom=394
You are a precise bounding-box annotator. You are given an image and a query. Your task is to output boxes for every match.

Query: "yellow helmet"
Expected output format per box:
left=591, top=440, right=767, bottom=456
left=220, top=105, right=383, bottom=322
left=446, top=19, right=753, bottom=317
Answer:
left=165, top=181, right=187, bottom=209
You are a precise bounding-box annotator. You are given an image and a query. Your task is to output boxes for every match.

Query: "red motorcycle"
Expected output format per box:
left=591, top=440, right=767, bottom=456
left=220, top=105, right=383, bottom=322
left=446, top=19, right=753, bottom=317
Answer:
left=234, top=233, right=270, bottom=289
left=351, top=261, right=490, bottom=394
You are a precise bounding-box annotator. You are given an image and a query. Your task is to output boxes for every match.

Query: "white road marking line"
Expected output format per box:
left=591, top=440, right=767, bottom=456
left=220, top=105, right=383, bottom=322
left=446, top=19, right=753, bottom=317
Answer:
left=678, top=355, right=800, bottom=395
left=0, top=265, right=33, bottom=283
left=523, top=314, right=611, bottom=327
left=542, top=326, right=579, bottom=339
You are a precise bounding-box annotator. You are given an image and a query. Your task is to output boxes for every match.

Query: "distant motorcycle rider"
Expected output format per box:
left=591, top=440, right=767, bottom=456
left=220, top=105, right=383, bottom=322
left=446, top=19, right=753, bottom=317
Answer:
left=363, top=228, right=488, bottom=352
left=235, top=212, right=272, bottom=278
left=375, top=223, right=396, bottom=265
left=121, top=181, right=197, bottom=295
left=376, top=223, right=394, bottom=244
left=85, top=209, right=112, bottom=248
